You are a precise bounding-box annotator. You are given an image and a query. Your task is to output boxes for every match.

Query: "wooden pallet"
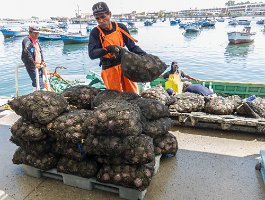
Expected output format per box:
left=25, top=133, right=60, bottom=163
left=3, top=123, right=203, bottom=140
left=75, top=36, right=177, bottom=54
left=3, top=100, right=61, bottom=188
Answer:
left=22, top=155, right=162, bottom=200
left=170, top=111, right=265, bottom=134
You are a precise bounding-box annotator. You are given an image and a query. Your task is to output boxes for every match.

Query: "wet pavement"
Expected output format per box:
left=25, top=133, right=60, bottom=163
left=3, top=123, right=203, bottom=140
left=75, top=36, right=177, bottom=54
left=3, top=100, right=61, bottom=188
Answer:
left=0, top=113, right=265, bottom=200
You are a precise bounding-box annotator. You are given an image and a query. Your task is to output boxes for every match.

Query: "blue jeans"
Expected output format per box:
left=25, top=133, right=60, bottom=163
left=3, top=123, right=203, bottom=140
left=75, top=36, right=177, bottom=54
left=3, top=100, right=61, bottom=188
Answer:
left=26, top=67, right=44, bottom=89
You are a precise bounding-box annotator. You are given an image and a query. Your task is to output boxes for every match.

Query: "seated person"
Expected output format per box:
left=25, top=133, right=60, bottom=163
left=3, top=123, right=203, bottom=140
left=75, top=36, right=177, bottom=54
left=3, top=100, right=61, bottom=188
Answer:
left=161, top=61, right=198, bottom=81
left=183, top=82, right=217, bottom=97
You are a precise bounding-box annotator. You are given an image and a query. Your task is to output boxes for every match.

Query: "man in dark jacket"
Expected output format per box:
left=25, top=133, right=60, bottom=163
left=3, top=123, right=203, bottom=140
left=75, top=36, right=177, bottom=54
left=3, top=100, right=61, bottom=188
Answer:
left=88, top=2, right=146, bottom=93
left=21, top=26, right=45, bottom=91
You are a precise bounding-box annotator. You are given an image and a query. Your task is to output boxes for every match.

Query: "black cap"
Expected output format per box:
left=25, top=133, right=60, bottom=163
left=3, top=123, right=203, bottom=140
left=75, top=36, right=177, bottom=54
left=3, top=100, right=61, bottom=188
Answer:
left=29, top=26, right=40, bottom=33
left=92, top=2, right=110, bottom=15
left=171, top=61, right=178, bottom=67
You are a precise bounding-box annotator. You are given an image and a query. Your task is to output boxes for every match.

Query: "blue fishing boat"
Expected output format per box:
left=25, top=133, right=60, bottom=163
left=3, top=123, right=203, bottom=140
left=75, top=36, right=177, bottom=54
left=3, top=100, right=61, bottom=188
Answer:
left=0, top=28, right=28, bottom=38
left=238, top=20, right=251, bottom=25
left=184, top=23, right=201, bottom=32
left=170, top=20, right=178, bottom=26
left=61, top=33, right=89, bottom=45
left=256, top=19, right=264, bottom=24
left=144, top=20, right=153, bottom=26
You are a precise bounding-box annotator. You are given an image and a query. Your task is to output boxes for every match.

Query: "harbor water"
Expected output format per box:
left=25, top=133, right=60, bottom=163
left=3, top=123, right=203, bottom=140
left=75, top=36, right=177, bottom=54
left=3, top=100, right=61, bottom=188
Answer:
left=0, top=19, right=265, bottom=97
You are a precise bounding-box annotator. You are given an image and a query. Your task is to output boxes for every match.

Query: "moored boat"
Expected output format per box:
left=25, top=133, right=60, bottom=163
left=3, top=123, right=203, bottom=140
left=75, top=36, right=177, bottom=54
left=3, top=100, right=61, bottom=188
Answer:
left=144, top=20, right=153, bottom=26
left=61, top=33, right=89, bottom=44
left=238, top=19, right=251, bottom=25
left=228, top=19, right=238, bottom=26
left=184, top=23, right=200, bottom=32
left=38, top=32, right=62, bottom=40
left=256, top=19, right=264, bottom=25
left=0, top=27, right=28, bottom=38
left=227, top=26, right=256, bottom=44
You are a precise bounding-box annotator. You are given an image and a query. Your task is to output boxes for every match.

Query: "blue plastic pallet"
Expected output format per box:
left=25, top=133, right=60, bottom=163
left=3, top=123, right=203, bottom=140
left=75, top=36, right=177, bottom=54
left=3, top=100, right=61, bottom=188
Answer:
left=22, top=155, right=161, bottom=200
left=259, top=150, right=265, bottom=184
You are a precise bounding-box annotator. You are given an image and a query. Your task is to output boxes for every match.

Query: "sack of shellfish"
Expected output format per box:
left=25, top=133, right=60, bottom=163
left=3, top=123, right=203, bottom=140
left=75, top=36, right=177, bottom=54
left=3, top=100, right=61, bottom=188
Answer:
left=47, top=109, right=93, bottom=143
left=140, top=86, right=173, bottom=105
left=11, top=118, right=47, bottom=141
left=93, top=89, right=140, bottom=107
left=169, top=92, right=205, bottom=113
left=153, top=132, right=178, bottom=156
left=83, top=100, right=142, bottom=136
left=97, top=161, right=155, bottom=191
left=205, top=97, right=235, bottom=115
left=57, top=157, right=98, bottom=178
left=10, top=136, right=52, bottom=156
left=12, top=147, right=58, bottom=170
left=143, top=117, right=172, bottom=138
left=52, top=141, right=87, bottom=161
left=130, top=98, right=170, bottom=120
left=8, top=91, right=68, bottom=124
left=61, top=85, right=100, bottom=109
left=120, top=49, right=167, bottom=82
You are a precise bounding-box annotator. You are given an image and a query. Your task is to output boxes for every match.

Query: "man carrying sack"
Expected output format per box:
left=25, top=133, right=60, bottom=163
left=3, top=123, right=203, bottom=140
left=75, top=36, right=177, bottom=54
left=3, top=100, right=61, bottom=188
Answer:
left=88, top=2, right=147, bottom=94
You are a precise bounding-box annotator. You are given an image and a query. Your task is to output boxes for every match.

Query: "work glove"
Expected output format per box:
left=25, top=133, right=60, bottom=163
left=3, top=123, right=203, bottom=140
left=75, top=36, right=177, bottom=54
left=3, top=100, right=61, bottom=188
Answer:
left=106, top=45, right=121, bottom=54
left=106, top=45, right=123, bottom=60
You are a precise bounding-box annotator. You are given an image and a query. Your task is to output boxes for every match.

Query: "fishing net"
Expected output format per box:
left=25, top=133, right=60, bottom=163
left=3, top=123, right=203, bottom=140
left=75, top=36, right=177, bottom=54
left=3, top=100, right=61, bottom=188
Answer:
left=61, top=85, right=100, bottom=109
left=57, top=157, right=98, bottom=178
left=121, top=49, right=167, bottom=82
left=8, top=91, right=68, bottom=125
left=169, top=92, right=205, bottom=113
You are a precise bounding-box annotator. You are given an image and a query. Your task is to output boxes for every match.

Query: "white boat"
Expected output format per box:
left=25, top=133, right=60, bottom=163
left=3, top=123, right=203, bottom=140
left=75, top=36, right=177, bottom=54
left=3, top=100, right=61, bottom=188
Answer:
left=38, top=28, right=65, bottom=40
left=184, top=23, right=200, bottom=32
left=227, top=26, right=256, bottom=44
left=38, top=32, right=62, bottom=40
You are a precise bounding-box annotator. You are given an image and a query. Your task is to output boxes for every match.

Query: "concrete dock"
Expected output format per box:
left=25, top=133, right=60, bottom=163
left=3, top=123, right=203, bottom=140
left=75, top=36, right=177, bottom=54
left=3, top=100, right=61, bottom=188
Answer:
left=0, top=112, right=265, bottom=200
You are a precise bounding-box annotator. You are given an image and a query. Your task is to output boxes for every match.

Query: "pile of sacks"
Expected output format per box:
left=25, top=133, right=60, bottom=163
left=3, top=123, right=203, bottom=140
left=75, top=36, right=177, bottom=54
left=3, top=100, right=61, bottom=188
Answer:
left=8, top=86, right=178, bottom=191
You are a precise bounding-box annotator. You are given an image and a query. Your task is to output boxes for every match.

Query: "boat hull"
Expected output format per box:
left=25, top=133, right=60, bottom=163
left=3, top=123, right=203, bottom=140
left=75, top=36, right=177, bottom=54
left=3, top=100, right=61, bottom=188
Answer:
left=0, top=30, right=28, bottom=38
left=39, top=33, right=62, bottom=41
left=61, top=35, right=89, bottom=44
left=227, top=32, right=255, bottom=44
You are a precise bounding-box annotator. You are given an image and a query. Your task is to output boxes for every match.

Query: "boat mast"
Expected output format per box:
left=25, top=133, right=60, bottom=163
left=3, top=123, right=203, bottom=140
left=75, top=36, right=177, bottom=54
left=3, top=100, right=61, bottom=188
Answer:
left=76, top=4, right=82, bottom=34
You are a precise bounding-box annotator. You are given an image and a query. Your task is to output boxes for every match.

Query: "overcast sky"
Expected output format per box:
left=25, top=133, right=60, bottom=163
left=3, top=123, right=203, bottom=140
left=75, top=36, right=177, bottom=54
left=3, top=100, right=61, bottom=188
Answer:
left=0, top=0, right=260, bottom=19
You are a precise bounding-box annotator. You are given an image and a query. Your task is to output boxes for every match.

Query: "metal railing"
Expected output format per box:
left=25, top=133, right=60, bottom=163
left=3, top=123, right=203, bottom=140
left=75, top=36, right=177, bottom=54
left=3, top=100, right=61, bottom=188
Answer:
left=15, top=65, right=25, bottom=98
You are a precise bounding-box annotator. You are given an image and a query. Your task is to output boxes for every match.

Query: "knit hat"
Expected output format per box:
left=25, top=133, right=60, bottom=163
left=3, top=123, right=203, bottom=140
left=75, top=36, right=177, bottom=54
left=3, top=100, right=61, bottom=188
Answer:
left=92, top=2, right=110, bottom=15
